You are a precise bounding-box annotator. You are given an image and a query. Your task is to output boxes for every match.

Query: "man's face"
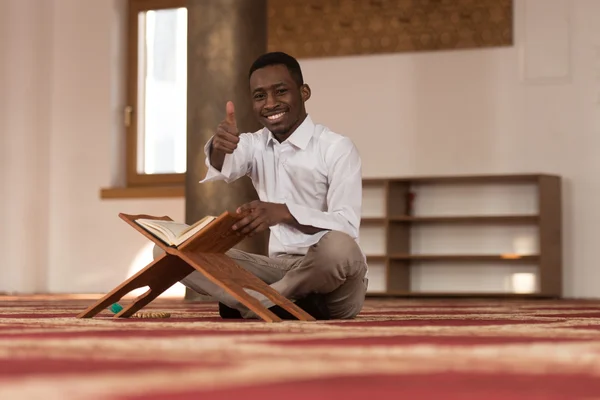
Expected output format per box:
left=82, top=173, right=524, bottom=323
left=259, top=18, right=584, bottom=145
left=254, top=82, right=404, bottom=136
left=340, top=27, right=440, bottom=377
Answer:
left=249, top=64, right=310, bottom=138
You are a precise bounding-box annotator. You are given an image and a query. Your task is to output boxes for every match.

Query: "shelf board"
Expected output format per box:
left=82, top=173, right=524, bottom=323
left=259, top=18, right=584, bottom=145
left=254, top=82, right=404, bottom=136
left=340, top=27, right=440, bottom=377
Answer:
left=366, top=292, right=552, bottom=298
left=389, top=215, right=539, bottom=224
left=363, top=173, right=556, bottom=185
left=389, top=254, right=539, bottom=262
left=366, top=255, right=386, bottom=261
left=363, top=255, right=540, bottom=262
left=360, top=215, right=539, bottom=224
left=361, top=217, right=386, bottom=224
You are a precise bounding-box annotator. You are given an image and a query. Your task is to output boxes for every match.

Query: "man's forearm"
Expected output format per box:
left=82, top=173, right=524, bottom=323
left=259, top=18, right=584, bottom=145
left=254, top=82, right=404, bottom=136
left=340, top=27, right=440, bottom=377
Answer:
left=209, top=144, right=227, bottom=171
left=281, top=205, right=325, bottom=235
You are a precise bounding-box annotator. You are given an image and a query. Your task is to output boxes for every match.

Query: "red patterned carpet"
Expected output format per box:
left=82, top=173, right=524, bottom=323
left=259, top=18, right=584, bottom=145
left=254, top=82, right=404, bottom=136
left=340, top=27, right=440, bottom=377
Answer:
left=2, top=296, right=600, bottom=399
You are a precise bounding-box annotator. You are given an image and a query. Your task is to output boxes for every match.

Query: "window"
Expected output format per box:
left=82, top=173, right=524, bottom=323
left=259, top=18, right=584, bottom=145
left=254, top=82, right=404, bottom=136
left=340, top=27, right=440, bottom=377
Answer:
left=125, top=0, right=187, bottom=187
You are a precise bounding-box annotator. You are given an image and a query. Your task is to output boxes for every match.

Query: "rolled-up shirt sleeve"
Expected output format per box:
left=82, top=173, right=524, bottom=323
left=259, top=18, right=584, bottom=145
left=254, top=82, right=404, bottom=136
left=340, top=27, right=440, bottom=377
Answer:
left=200, top=134, right=254, bottom=184
left=285, top=137, right=362, bottom=239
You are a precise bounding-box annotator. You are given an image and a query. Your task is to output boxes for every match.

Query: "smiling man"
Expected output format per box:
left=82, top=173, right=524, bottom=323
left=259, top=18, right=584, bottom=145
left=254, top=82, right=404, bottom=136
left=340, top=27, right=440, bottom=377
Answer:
left=179, top=51, right=368, bottom=320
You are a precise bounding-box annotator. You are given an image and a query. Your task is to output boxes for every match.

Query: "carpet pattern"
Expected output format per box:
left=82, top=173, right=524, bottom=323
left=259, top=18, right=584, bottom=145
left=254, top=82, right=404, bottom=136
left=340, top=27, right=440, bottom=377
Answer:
left=2, top=296, right=600, bottom=399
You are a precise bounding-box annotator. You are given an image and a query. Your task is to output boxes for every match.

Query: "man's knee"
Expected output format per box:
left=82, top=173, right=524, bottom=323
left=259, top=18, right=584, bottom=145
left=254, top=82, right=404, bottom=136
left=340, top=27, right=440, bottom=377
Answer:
left=313, top=231, right=362, bottom=261
left=311, top=231, right=365, bottom=276
left=152, top=244, right=164, bottom=260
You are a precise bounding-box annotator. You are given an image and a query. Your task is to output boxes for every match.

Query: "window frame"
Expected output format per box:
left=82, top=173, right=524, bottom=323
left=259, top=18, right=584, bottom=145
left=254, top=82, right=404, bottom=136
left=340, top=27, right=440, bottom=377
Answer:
left=125, top=0, right=187, bottom=188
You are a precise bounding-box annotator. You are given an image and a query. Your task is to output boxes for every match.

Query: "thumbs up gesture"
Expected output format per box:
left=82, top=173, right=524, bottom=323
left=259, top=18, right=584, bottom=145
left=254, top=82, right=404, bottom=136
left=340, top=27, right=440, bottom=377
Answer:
left=213, top=101, right=240, bottom=154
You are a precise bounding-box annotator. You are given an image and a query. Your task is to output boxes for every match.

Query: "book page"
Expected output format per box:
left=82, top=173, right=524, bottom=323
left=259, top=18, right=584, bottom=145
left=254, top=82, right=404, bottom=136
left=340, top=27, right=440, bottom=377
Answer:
left=135, top=220, right=191, bottom=245
left=135, top=216, right=216, bottom=247
left=173, top=216, right=216, bottom=246
left=178, top=216, right=215, bottom=236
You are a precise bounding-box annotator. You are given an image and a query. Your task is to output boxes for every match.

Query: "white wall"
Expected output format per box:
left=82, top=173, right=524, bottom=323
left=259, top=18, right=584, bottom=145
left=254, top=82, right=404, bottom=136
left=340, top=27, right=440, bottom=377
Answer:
left=1, top=0, right=598, bottom=298
left=302, top=0, right=600, bottom=298
left=0, top=0, right=53, bottom=294
left=47, top=0, right=186, bottom=294
left=0, top=0, right=185, bottom=295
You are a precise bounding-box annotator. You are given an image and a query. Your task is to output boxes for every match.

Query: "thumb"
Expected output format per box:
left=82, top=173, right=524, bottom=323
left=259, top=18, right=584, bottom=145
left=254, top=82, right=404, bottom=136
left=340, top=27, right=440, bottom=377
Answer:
left=225, top=101, right=237, bottom=128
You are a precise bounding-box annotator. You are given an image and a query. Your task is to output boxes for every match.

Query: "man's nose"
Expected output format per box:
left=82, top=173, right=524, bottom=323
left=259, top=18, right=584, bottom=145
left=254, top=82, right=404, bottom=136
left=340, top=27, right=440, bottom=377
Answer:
left=264, top=93, right=277, bottom=109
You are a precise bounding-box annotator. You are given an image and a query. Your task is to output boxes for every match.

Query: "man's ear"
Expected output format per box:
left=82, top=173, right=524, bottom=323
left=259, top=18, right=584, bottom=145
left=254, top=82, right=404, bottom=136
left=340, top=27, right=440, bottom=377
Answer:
left=301, top=84, right=311, bottom=102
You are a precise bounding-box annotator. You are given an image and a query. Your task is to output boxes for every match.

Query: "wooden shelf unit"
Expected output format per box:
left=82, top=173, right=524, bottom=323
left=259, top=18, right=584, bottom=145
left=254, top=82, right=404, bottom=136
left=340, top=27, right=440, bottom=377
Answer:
left=360, top=174, right=562, bottom=298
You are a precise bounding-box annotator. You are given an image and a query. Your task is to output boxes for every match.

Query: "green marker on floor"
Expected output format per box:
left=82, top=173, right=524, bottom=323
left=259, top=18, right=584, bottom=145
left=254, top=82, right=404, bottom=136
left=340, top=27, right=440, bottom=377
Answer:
left=110, top=303, right=123, bottom=314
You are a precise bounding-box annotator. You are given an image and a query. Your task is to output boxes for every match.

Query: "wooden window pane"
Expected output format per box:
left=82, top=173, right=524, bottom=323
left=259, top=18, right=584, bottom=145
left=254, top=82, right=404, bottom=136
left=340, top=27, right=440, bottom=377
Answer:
left=137, top=7, right=187, bottom=175
left=126, top=0, right=186, bottom=187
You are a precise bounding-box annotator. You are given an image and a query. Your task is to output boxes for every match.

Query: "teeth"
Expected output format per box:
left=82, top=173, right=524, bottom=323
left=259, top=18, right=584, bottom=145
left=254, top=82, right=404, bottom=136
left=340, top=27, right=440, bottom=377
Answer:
left=267, top=112, right=285, bottom=120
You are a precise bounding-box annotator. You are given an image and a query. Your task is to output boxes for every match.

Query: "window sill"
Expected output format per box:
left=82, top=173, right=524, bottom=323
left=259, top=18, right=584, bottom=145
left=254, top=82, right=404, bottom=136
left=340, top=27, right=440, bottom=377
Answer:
left=100, top=185, right=184, bottom=199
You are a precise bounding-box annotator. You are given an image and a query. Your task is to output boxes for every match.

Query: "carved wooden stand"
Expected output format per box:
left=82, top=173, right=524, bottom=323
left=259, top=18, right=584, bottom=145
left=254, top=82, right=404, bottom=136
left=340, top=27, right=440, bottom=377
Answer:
left=77, top=211, right=315, bottom=323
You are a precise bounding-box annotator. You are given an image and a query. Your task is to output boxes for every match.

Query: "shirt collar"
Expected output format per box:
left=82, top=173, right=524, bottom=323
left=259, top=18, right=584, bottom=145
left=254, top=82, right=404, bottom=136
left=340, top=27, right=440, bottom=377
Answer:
left=266, top=114, right=314, bottom=149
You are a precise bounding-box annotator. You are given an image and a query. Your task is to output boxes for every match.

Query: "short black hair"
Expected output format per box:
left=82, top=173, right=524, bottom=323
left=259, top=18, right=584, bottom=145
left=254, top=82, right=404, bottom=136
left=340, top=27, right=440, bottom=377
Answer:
left=248, top=51, right=304, bottom=86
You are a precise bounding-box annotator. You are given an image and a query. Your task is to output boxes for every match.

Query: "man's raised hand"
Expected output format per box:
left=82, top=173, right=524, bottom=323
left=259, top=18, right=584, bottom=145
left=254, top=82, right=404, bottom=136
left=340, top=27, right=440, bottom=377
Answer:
left=212, top=101, right=240, bottom=154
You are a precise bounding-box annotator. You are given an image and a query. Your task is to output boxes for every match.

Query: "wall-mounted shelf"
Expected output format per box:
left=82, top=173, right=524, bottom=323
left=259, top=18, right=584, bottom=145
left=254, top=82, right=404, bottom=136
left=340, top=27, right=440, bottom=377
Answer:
left=360, top=174, right=562, bottom=298
left=388, top=254, right=540, bottom=262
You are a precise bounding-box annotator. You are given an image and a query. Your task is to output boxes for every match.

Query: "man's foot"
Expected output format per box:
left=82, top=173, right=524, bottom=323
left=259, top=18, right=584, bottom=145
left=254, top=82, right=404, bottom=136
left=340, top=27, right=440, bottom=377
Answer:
left=218, top=293, right=330, bottom=320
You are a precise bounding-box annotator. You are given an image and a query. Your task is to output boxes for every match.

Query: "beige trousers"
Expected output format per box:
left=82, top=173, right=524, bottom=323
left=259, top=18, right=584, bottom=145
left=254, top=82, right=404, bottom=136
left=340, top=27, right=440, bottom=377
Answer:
left=154, top=231, right=368, bottom=319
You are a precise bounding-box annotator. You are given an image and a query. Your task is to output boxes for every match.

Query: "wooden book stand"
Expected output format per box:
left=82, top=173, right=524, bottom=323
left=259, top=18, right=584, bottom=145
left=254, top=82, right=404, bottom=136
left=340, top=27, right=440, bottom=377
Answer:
left=77, top=211, right=315, bottom=323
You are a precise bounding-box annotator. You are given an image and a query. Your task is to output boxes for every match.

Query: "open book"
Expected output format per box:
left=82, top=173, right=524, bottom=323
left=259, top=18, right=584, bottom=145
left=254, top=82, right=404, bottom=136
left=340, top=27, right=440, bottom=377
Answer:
left=134, top=215, right=216, bottom=247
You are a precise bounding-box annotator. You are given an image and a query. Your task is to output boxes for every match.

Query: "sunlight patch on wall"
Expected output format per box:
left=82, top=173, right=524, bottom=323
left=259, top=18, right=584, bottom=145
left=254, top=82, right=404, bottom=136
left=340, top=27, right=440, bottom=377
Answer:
left=510, top=273, right=537, bottom=294
left=127, top=242, right=186, bottom=299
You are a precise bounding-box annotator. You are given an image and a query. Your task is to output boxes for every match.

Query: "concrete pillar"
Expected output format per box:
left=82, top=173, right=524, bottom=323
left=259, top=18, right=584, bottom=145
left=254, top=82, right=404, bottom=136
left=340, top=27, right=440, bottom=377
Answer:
left=185, top=0, right=268, bottom=299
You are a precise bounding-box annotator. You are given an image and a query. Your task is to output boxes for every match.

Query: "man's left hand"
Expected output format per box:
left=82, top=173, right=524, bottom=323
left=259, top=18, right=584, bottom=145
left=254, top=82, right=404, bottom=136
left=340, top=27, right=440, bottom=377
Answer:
left=232, top=201, right=291, bottom=236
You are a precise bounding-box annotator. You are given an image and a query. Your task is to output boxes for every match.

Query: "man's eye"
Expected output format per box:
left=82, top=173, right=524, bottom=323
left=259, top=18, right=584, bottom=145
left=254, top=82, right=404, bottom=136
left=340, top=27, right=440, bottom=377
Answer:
left=254, top=93, right=265, bottom=100
left=276, top=89, right=287, bottom=95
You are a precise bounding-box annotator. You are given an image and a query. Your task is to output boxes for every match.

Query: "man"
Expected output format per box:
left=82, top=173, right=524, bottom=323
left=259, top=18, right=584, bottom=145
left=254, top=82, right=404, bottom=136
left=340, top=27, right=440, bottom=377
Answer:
left=159, top=52, right=368, bottom=320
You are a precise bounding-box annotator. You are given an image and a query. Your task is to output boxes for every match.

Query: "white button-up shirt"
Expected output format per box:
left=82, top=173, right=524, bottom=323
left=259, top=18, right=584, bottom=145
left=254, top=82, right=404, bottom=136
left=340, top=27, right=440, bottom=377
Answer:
left=201, top=115, right=364, bottom=262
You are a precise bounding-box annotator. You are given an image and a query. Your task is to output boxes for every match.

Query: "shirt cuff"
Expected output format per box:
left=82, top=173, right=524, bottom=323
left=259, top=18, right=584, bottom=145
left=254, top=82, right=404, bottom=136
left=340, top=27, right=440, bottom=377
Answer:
left=199, top=137, right=234, bottom=183
left=286, top=202, right=352, bottom=234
